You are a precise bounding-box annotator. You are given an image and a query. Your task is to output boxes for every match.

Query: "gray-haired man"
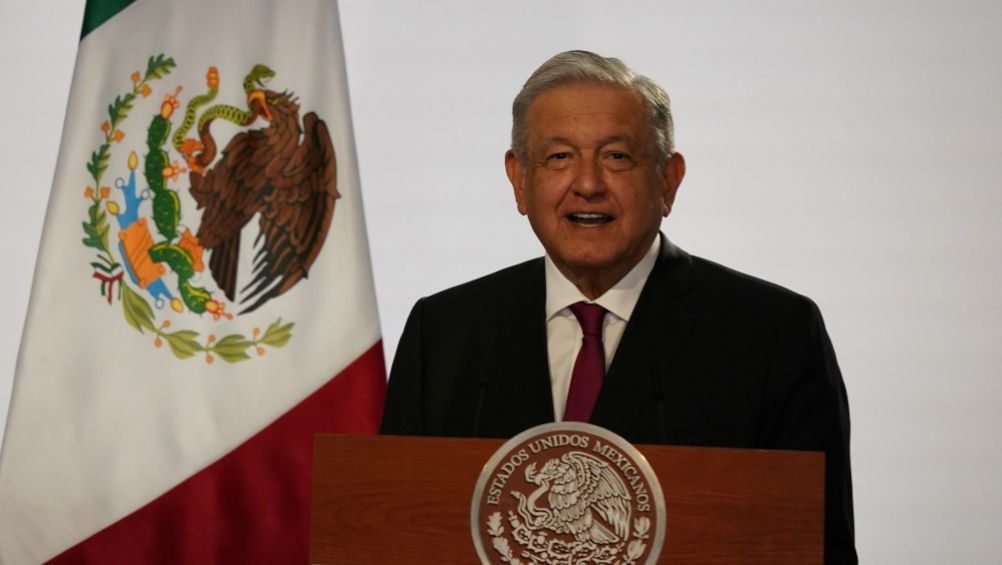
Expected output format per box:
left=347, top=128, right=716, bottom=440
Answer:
left=381, top=50, right=856, bottom=563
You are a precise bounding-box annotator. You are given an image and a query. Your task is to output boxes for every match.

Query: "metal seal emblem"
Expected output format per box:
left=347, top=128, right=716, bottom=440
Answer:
left=471, top=422, right=666, bottom=564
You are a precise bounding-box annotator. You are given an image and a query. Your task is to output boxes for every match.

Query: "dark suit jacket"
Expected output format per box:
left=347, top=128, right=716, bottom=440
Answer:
left=381, top=237, right=856, bottom=563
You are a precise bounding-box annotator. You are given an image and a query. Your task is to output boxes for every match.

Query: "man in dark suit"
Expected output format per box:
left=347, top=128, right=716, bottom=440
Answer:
left=381, top=50, right=856, bottom=563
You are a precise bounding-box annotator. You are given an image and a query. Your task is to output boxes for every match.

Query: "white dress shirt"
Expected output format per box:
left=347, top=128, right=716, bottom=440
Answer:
left=545, top=236, right=660, bottom=421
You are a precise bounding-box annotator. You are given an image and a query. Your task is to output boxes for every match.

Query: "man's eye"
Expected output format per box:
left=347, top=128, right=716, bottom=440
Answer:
left=543, top=152, right=572, bottom=169
left=604, top=151, right=636, bottom=171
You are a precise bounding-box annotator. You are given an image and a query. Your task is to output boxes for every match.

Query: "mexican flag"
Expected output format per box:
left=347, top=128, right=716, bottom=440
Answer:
left=0, top=1, right=386, bottom=563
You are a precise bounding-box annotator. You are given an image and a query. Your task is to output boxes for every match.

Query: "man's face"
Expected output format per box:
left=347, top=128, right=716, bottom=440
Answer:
left=506, top=83, right=685, bottom=294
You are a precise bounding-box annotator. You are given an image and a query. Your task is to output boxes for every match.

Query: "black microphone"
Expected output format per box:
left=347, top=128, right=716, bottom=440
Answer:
left=472, top=380, right=489, bottom=438
left=652, top=365, right=668, bottom=444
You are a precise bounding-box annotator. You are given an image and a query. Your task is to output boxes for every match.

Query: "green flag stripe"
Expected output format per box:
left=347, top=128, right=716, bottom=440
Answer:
left=80, top=0, right=137, bottom=39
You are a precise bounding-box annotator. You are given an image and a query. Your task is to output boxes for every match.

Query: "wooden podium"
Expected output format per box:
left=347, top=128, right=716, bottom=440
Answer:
left=309, top=434, right=823, bottom=564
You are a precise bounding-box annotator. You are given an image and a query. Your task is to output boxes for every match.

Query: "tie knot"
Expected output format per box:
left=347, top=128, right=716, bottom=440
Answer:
left=570, top=302, right=606, bottom=337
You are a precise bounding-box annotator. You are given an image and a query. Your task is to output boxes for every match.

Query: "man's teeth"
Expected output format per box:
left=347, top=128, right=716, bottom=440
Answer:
left=568, top=213, right=612, bottom=224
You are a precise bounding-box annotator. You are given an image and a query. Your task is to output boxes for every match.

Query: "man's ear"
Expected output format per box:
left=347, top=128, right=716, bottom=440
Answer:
left=660, top=152, right=686, bottom=217
left=505, top=150, right=528, bottom=215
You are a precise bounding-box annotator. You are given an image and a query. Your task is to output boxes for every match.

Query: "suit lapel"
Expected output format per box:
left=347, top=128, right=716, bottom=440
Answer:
left=489, top=259, right=554, bottom=435
left=590, top=236, right=698, bottom=435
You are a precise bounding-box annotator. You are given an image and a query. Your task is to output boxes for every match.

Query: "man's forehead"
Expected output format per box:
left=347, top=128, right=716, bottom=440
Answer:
left=524, top=84, right=651, bottom=147
left=535, top=134, right=639, bottom=148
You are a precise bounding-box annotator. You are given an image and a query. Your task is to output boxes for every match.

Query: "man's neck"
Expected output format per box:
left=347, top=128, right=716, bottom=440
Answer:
left=559, top=268, right=625, bottom=300
left=551, top=236, right=661, bottom=300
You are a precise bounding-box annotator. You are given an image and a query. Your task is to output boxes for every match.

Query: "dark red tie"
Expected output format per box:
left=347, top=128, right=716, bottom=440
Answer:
left=563, top=302, right=607, bottom=422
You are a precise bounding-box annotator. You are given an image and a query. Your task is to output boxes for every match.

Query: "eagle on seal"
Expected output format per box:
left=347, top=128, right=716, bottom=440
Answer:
left=188, top=88, right=338, bottom=314
left=512, top=451, right=632, bottom=545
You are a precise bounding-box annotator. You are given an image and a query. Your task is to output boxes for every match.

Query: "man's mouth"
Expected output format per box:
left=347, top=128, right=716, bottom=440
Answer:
left=567, top=212, right=613, bottom=226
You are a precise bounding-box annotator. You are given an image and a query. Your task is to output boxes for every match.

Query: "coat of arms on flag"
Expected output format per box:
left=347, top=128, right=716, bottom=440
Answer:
left=82, top=55, right=340, bottom=363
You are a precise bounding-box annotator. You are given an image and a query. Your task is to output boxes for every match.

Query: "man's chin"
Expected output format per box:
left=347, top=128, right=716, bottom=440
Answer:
left=548, top=240, right=652, bottom=281
left=552, top=251, right=625, bottom=277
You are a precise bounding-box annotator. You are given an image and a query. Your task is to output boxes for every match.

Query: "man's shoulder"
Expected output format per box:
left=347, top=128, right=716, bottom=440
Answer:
left=690, top=255, right=800, bottom=296
left=655, top=237, right=814, bottom=308
left=419, top=257, right=544, bottom=310
left=686, top=254, right=819, bottom=316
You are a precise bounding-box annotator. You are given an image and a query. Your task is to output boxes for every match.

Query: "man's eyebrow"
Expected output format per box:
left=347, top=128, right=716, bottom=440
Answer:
left=537, top=137, right=574, bottom=148
left=537, top=135, right=637, bottom=149
left=597, top=135, right=636, bottom=146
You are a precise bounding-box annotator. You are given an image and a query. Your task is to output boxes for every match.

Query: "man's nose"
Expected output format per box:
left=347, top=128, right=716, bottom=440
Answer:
left=571, top=157, right=606, bottom=199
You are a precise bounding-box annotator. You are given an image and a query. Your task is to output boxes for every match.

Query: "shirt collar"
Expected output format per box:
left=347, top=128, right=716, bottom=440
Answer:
left=544, top=235, right=660, bottom=322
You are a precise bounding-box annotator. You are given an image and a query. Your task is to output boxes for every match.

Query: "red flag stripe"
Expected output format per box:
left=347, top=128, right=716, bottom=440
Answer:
left=46, top=341, right=386, bottom=564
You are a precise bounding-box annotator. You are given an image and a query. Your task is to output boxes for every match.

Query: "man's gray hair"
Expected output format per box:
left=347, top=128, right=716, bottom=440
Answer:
left=511, top=50, right=676, bottom=167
